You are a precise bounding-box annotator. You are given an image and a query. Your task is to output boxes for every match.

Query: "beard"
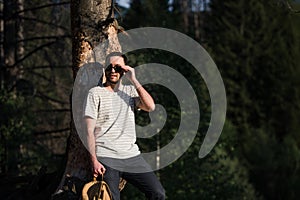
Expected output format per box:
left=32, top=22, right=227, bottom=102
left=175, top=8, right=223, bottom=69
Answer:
left=105, top=73, right=123, bottom=85
left=107, top=78, right=118, bottom=84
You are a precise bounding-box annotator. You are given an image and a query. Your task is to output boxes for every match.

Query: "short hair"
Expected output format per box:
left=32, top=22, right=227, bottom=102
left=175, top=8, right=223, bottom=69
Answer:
left=105, top=52, right=128, bottom=67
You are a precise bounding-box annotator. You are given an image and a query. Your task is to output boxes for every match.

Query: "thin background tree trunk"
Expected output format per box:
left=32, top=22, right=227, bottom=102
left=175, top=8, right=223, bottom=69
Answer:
left=0, top=0, right=5, bottom=175
left=0, top=1, right=4, bottom=90
left=181, top=0, right=189, bottom=33
left=16, top=0, right=24, bottom=80
left=3, top=0, right=17, bottom=90
left=2, top=0, right=24, bottom=175
left=54, top=0, right=122, bottom=198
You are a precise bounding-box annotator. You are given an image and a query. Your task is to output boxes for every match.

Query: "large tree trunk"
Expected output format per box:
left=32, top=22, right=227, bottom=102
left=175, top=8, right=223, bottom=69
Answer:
left=53, top=0, right=122, bottom=199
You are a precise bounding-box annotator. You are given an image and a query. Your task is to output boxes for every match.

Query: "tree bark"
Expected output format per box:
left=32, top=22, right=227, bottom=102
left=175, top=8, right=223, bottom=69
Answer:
left=16, top=0, right=24, bottom=79
left=0, top=1, right=4, bottom=90
left=0, top=0, right=5, bottom=174
left=181, top=0, right=189, bottom=33
left=3, top=0, right=18, bottom=90
left=193, top=1, right=200, bottom=40
left=1, top=0, right=25, bottom=175
left=53, top=0, right=122, bottom=198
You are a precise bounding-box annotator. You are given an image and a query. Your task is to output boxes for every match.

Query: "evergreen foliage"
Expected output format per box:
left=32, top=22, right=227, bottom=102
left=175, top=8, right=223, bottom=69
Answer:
left=122, top=0, right=177, bottom=29
left=205, top=0, right=300, bottom=199
left=1, top=0, right=72, bottom=176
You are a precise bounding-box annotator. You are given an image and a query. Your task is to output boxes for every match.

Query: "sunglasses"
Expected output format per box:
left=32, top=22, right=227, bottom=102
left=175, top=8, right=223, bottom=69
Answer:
left=105, top=64, right=124, bottom=73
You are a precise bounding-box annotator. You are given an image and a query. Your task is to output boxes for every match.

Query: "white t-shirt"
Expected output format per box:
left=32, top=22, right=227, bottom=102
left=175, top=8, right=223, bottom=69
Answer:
left=84, top=84, right=140, bottom=159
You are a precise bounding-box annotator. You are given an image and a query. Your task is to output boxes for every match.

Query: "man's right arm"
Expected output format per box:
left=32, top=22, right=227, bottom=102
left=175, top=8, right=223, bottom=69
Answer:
left=85, top=117, right=106, bottom=176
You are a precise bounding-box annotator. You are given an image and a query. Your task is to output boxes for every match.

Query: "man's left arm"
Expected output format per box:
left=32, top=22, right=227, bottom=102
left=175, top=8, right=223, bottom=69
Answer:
left=132, top=79, right=155, bottom=112
left=124, top=66, right=155, bottom=112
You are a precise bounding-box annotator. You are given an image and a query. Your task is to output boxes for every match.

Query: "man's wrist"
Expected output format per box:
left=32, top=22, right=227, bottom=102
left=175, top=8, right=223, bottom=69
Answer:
left=131, top=78, right=142, bottom=89
left=134, top=83, right=142, bottom=90
left=91, top=155, right=98, bottom=163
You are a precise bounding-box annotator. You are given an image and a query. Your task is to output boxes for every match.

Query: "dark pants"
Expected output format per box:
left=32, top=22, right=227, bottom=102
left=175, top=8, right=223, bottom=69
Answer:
left=99, top=155, right=165, bottom=200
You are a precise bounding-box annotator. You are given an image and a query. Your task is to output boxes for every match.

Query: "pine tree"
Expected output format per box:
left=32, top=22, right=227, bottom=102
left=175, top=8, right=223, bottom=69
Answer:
left=122, top=0, right=172, bottom=28
left=204, top=0, right=300, bottom=199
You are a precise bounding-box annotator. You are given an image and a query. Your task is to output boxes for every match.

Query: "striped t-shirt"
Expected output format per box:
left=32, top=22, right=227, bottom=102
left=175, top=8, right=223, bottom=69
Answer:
left=84, top=84, right=141, bottom=159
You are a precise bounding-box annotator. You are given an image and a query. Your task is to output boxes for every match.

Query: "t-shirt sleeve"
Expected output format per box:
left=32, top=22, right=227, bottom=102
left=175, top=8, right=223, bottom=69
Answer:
left=83, top=90, right=99, bottom=119
left=130, top=85, right=141, bottom=108
left=131, top=85, right=139, bottom=98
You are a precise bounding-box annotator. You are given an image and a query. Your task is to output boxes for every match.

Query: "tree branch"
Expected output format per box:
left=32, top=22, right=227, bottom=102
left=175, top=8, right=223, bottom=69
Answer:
left=16, top=35, right=71, bottom=44
left=283, top=0, right=300, bottom=13
left=6, top=41, right=57, bottom=69
left=278, top=0, right=300, bottom=13
left=35, top=91, right=69, bottom=105
left=34, top=109, right=70, bottom=113
left=25, top=69, right=54, bottom=83
left=34, top=128, right=70, bottom=136
left=20, top=16, right=70, bottom=31
left=13, top=1, right=71, bottom=16
left=24, top=65, right=72, bottom=70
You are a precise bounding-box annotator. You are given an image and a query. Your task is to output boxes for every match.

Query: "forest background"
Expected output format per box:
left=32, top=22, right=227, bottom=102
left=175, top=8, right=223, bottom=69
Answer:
left=1, top=0, right=300, bottom=199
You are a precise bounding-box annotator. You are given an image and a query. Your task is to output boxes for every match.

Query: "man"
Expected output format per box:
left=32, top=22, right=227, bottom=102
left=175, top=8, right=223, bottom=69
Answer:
left=84, top=52, right=165, bottom=200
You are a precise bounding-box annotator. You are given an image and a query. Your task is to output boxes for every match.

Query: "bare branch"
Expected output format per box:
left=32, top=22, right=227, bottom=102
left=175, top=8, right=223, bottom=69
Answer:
left=6, top=41, right=56, bottom=69
left=16, top=35, right=71, bottom=44
left=21, top=16, right=70, bottom=31
left=283, top=0, right=300, bottom=13
left=24, top=65, right=72, bottom=70
left=278, top=0, right=300, bottom=13
left=34, top=109, right=70, bottom=112
left=13, top=1, right=70, bottom=16
left=34, top=128, right=70, bottom=136
left=27, top=70, right=54, bottom=83
left=35, top=91, right=69, bottom=105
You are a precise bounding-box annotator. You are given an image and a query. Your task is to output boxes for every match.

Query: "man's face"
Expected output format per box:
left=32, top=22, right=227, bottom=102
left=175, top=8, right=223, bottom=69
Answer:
left=105, top=56, right=125, bottom=84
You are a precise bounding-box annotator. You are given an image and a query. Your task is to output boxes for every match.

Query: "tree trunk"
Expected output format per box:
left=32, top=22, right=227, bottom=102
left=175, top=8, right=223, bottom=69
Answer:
left=3, top=0, right=18, bottom=90
left=0, top=0, right=5, bottom=175
left=3, top=0, right=24, bottom=89
left=181, top=0, right=189, bottom=33
left=193, top=1, right=200, bottom=40
left=1, top=0, right=25, bottom=175
left=53, top=0, right=122, bottom=198
left=16, top=0, right=24, bottom=80
left=0, top=1, right=4, bottom=90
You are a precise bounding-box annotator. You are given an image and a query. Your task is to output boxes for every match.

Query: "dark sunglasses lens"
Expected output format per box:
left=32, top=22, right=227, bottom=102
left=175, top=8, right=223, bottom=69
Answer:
left=115, top=65, right=123, bottom=73
left=106, top=64, right=113, bottom=71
